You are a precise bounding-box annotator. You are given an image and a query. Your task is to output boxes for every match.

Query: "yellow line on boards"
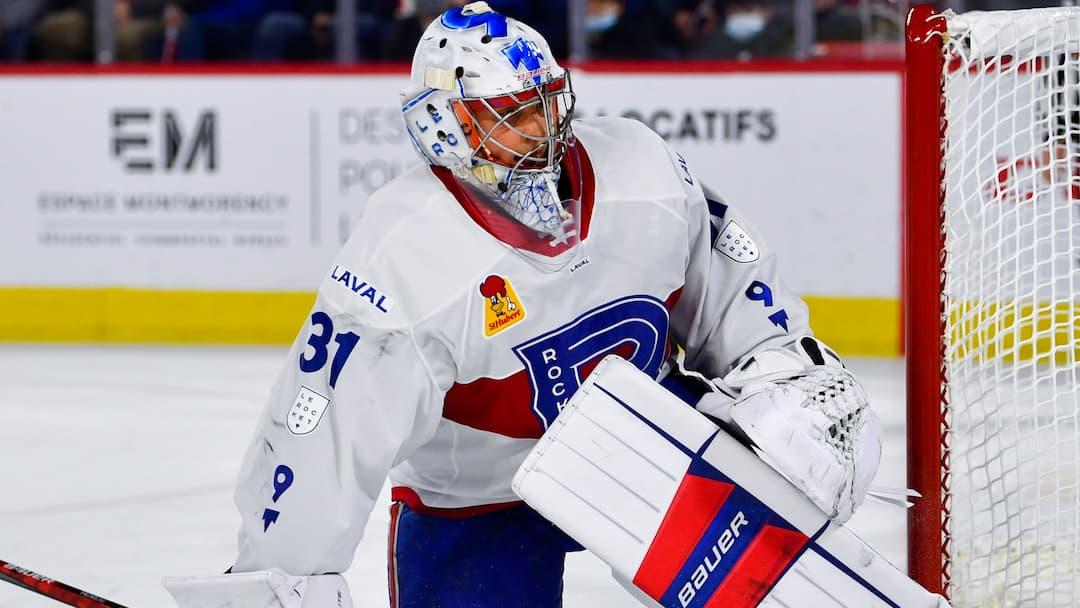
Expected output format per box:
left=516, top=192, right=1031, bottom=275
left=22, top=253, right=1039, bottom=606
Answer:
left=803, top=295, right=900, bottom=358
left=0, top=288, right=314, bottom=344
left=0, top=288, right=904, bottom=356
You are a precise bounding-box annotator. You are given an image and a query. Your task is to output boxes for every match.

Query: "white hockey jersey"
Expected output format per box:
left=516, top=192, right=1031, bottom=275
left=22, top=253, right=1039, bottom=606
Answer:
left=232, top=117, right=810, bottom=576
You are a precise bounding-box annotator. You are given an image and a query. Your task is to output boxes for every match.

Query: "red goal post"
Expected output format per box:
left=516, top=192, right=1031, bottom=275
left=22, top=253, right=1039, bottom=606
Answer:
left=904, top=5, right=949, bottom=598
left=906, top=5, right=1080, bottom=605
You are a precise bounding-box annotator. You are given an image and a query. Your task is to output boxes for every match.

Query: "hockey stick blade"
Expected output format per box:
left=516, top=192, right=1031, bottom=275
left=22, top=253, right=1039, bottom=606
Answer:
left=0, top=558, right=129, bottom=608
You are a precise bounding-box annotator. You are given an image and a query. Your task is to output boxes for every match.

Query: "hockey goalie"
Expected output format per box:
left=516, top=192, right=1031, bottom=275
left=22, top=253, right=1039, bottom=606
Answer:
left=164, top=3, right=947, bottom=606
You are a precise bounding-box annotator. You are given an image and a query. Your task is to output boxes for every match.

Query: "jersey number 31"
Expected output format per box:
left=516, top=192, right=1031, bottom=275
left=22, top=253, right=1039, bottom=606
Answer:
left=299, top=311, right=359, bottom=389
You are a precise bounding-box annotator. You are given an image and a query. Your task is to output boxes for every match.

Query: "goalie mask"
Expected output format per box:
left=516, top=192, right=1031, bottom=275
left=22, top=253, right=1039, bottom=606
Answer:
left=401, top=2, right=582, bottom=267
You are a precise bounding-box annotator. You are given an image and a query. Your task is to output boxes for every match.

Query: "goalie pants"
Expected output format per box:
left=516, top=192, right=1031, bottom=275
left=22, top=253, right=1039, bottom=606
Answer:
left=388, top=500, right=584, bottom=608
left=385, top=366, right=709, bottom=607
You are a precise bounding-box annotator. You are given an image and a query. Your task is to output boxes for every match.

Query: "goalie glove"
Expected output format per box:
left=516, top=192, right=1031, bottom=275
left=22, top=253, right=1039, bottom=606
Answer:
left=697, top=337, right=881, bottom=524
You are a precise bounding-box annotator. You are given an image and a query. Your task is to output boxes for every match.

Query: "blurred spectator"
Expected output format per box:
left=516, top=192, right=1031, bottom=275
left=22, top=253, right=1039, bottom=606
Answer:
left=588, top=0, right=673, bottom=59
left=381, top=0, right=461, bottom=61
left=250, top=0, right=394, bottom=62
left=667, top=0, right=718, bottom=55
left=381, top=1, right=568, bottom=62
left=0, top=0, right=50, bottom=61
left=115, top=0, right=168, bottom=60
left=691, top=0, right=794, bottom=59
left=814, top=0, right=863, bottom=42
left=33, top=0, right=92, bottom=61
left=250, top=0, right=331, bottom=62
left=150, top=0, right=270, bottom=62
left=11, top=0, right=996, bottom=64
left=486, top=0, right=567, bottom=59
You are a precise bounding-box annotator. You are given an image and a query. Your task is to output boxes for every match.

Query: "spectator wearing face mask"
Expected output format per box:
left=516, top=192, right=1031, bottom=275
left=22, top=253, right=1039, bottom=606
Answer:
left=691, top=0, right=793, bottom=59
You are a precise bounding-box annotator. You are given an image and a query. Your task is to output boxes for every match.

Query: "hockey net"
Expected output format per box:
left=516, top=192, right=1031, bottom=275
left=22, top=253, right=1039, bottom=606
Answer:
left=906, top=6, right=1080, bottom=607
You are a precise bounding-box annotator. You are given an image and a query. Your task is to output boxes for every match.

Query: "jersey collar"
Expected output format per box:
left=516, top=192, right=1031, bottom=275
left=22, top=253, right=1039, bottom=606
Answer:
left=431, top=139, right=596, bottom=257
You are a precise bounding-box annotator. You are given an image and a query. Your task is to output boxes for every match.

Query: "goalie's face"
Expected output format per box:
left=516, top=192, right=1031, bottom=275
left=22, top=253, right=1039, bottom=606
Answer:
left=450, top=74, right=575, bottom=173
left=473, top=101, right=551, bottom=166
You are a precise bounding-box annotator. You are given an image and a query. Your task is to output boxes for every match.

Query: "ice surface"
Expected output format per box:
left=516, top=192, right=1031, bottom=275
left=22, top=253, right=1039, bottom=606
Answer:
left=0, top=346, right=907, bottom=607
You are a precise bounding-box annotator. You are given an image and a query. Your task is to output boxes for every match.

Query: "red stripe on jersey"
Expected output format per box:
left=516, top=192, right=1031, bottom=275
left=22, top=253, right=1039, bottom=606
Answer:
left=442, top=287, right=685, bottom=439
left=633, top=474, right=735, bottom=599
left=443, top=369, right=543, bottom=439
left=567, top=138, right=595, bottom=241
left=665, top=287, right=683, bottom=311
left=442, top=341, right=645, bottom=438
left=703, top=524, right=809, bottom=608
left=663, top=287, right=683, bottom=361
left=387, top=501, right=402, bottom=608
left=391, top=486, right=523, bottom=519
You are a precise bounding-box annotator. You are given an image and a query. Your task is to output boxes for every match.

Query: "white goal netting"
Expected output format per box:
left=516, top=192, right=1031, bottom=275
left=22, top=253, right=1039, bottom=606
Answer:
left=941, top=8, right=1080, bottom=607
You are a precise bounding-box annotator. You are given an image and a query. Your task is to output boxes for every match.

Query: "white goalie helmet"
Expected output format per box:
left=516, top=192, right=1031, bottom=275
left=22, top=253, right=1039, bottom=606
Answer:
left=401, top=2, right=582, bottom=261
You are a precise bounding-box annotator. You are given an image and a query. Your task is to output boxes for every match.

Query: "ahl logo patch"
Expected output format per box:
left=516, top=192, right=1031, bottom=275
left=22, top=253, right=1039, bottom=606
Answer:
left=714, top=220, right=760, bottom=263
left=479, top=274, right=526, bottom=338
left=288, top=386, right=331, bottom=435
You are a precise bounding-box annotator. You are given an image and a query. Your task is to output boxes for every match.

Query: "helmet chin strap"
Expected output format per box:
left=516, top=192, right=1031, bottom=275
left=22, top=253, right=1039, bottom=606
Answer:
left=493, top=164, right=577, bottom=246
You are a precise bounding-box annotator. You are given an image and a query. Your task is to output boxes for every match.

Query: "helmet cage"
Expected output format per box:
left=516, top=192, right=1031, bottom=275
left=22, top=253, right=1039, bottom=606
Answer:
left=450, top=72, right=576, bottom=176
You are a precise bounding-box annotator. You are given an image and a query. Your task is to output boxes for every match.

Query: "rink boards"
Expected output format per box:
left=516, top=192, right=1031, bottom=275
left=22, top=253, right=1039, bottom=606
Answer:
left=0, top=65, right=900, bottom=353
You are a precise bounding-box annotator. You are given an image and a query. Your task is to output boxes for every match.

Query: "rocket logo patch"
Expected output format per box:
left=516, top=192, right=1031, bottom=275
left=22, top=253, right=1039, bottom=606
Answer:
left=714, top=220, right=760, bottom=263
left=479, top=275, right=526, bottom=338
left=288, top=386, right=330, bottom=435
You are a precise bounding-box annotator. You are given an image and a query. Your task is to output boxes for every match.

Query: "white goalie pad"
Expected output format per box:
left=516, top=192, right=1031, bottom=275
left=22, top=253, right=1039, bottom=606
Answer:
left=512, top=356, right=947, bottom=608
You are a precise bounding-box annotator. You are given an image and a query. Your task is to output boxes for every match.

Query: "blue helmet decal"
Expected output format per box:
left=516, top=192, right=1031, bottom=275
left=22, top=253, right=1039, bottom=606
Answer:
left=440, top=8, right=509, bottom=38
left=502, top=38, right=546, bottom=85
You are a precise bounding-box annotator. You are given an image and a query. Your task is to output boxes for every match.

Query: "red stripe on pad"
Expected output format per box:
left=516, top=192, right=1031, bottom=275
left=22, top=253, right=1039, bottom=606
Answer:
left=703, top=524, right=809, bottom=608
left=633, top=474, right=735, bottom=599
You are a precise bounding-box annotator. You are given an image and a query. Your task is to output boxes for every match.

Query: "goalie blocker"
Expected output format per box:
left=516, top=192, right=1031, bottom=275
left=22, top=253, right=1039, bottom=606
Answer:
left=512, top=356, right=948, bottom=608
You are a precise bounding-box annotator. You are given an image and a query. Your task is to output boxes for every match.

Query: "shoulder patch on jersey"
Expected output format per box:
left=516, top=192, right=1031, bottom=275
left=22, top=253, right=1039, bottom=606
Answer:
left=714, top=219, right=760, bottom=263
left=288, top=386, right=330, bottom=435
left=329, top=264, right=393, bottom=315
left=479, top=274, right=526, bottom=338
